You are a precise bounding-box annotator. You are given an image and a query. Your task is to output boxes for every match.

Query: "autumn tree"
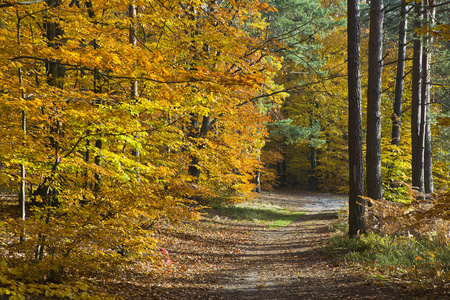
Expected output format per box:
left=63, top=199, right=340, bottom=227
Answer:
left=0, top=0, right=284, bottom=297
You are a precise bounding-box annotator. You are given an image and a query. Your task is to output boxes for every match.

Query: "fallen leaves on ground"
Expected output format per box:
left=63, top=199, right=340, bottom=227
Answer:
left=90, top=189, right=450, bottom=299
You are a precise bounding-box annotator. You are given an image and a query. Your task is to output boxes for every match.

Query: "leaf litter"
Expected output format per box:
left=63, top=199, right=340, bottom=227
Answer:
left=92, top=188, right=448, bottom=299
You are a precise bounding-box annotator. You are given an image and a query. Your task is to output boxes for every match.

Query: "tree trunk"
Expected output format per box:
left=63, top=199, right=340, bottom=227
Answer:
left=366, top=0, right=384, bottom=200
left=83, top=1, right=103, bottom=192
left=423, top=0, right=434, bottom=194
left=391, top=0, right=408, bottom=146
left=188, top=115, right=211, bottom=183
left=17, top=11, right=27, bottom=228
left=45, top=1, right=65, bottom=88
left=255, top=152, right=261, bottom=193
left=19, top=148, right=26, bottom=242
left=411, top=0, right=424, bottom=192
left=421, top=48, right=431, bottom=192
left=42, top=0, right=65, bottom=202
left=129, top=3, right=138, bottom=100
left=35, top=0, right=65, bottom=260
left=424, top=121, right=433, bottom=193
left=84, top=130, right=90, bottom=190
left=129, top=3, right=138, bottom=103
left=308, top=146, right=318, bottom=192
left=279, top=158, right=287, bottom=186
left=94, top=139, right=102, bottom=192
left=347, top=0, right=365, bottom=237
left=129, top=4, right=141, bottom=182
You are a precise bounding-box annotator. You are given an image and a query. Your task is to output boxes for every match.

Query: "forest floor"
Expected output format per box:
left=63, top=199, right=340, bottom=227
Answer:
left=96, top=188, right=448, bottom=299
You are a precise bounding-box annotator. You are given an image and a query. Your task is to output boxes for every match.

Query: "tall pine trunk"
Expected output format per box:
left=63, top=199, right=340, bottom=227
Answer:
left=424, top=120, right=433, bottom=193
left=391, top=0, right=408, bottom=146
left=411, top=0, right=424, bottom=193
left=348, top=0, right=365, bottom=237
left=422, top=44, right=432, bottom=193
left=423, top=0, right=434, bottom=193
left=366, top=0, right=384, bottom=200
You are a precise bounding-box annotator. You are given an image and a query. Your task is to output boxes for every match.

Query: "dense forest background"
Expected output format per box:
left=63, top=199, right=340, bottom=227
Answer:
left=264, top=0, right=450, bottom=198
left=0, top=0, right=449, bottom=298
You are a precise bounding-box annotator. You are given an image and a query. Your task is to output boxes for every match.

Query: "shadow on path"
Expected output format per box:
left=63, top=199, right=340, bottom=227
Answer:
left=206, top=206, right=406, bottom=299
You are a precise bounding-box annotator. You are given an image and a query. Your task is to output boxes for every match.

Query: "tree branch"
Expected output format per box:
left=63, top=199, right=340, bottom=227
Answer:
left=11, top=56, right=213, bottom=84
left=383, top=57, right=413, bottom=67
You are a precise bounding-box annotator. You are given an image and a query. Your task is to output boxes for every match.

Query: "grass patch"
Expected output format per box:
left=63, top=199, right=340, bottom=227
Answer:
left=213, top=203, right=306, bottom=228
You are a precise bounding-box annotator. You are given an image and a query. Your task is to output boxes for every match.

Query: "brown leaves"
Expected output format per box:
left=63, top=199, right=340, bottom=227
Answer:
left=365, top=190, right=450, bottom=245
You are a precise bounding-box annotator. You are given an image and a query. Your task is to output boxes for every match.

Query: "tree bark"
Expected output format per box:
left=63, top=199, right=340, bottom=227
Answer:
left=45, top=0, right=65, bottom=88
left=129, top=4, right=140, bottom=182
left=391, top=0, right=408, bottom=146
left=17, top=10, right=27, bottom=228
left=255, top=152, right=261, bottom=193
left=129, top=4, right=138, bottom=100
left=424, top=120, right=433, bottom=193
left=366, top=0, right=384, bottom=200
left=41, top=0, right=65, bottom=203
left=94, top=138, right=102, bottom=192
left=188, top=115, right=211, bottom=183
left=423, top=0, right=434, bottom=194
left=411, top=0, right=424, bottom=192
left=347, top=0, right=365, bottom=237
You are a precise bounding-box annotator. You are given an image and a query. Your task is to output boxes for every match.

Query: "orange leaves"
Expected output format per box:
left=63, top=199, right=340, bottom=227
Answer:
left=257, top=2, right=278, bottom=13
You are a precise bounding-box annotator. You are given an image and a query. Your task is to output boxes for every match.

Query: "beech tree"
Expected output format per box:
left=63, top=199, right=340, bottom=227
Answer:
left=0, top=0, right=285, bottom=296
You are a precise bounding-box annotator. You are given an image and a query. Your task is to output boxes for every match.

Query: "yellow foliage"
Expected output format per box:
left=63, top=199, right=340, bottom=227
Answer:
left=0, top=0, right=285, bottom=297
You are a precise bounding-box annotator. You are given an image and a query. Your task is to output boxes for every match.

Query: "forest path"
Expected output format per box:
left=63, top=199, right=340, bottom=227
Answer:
left=101, top=189, right=417, bottom=299
left=208, top=189, right=400, bottom=299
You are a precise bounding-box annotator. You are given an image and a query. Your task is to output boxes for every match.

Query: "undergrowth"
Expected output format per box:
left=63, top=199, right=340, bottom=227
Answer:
left=326, top=211, right=450, bottom=290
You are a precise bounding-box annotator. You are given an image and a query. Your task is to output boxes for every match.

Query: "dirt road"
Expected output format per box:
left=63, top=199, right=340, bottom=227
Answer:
left=207, top=190, right=402, bottom=299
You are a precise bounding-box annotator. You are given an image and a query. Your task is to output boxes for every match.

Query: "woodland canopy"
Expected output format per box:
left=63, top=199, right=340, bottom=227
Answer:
left=0, top=0, right=449, bottom=298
